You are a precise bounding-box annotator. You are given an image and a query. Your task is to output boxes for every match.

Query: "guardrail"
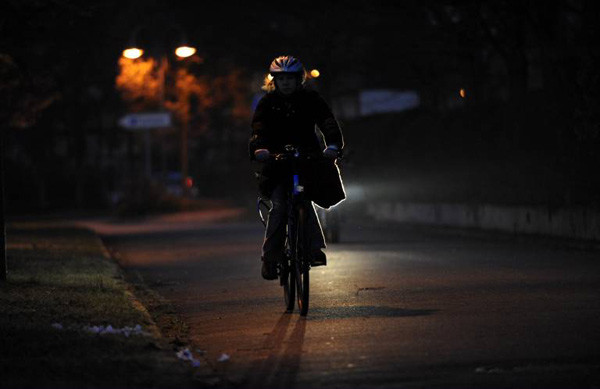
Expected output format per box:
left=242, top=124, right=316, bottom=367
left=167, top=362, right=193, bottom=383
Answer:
left=367, top=202, right=600, bottom=241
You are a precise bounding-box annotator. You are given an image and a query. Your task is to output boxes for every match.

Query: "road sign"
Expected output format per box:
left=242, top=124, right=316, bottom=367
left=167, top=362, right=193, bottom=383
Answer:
left=118, top=112, right=171, bottom=130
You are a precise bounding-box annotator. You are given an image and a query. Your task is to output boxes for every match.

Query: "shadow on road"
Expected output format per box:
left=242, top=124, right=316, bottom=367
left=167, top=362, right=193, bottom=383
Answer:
left=244, top=313, right=306, bottom=389
left=308, top=305, right=438, bottom=321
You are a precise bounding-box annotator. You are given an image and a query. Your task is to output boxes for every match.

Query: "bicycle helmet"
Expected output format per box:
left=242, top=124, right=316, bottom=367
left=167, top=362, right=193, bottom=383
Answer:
left=269, top=56, right=304, bottom=74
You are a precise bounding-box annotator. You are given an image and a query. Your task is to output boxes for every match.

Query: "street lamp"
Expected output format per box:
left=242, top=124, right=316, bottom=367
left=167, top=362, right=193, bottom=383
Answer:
left=120, top=25, right=197, bottom=196
left=175, top=46, right=196, bottom=58
left=122, top=45, right=196, bottom=60
left=122, top=48, right=143, bottom=59
left=123, top=25, right=196, bottom=61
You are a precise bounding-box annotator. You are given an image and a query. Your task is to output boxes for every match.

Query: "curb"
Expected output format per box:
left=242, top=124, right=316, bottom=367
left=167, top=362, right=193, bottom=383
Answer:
left=91, top=231, right=165, bottom=340
left=97, top=234, right=228, bottom=387
left=102, top=243, right=181, bottom=343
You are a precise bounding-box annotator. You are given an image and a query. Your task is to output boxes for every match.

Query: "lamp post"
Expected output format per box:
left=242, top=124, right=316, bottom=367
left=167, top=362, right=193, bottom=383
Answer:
left=1, top=130, right=6, bottom=281
left=120, top=26, right=197, bottom=195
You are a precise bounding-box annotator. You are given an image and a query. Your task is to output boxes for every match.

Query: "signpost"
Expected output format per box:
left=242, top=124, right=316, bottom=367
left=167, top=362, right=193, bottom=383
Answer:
left=118, top=112, right=171, bottom=178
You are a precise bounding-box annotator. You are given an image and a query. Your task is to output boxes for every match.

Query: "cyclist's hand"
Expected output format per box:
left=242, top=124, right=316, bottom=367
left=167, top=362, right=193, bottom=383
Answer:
left=254, top=149, right=271, bottom=162
left=323, top=145, right=339, bottom=160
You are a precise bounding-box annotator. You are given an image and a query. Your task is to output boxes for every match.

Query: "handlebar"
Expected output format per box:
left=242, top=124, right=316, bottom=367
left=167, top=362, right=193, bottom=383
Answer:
left=269, top=145, right=341, bottom=162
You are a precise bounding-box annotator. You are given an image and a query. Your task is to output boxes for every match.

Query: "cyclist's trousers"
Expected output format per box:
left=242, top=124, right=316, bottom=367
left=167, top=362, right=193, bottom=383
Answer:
left=262, top=183, right=326, bottom=262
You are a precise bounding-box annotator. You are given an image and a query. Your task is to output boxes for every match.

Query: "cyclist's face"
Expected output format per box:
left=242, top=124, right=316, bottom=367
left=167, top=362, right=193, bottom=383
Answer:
left=274, top=74, right=298, bottom=95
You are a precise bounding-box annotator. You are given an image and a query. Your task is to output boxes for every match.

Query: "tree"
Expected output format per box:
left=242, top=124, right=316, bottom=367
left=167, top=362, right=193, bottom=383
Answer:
left=115, top=57, right=162, bottom=111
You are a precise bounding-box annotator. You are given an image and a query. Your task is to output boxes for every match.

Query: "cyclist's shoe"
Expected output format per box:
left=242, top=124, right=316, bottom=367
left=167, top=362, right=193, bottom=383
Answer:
left=261, top=258, right=278, bottom=280
left=310, top=249, right=327, bottom=267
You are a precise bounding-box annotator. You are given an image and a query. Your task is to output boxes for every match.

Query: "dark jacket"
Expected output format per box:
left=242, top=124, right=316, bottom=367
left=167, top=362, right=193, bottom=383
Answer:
left=249, top=88, right=346, bottom=208
left=249, top=88, right=344, bottom=156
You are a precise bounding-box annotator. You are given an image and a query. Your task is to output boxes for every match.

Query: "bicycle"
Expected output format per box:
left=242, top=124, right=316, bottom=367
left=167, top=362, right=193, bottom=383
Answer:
left=257, top=145, right=316, bottom=316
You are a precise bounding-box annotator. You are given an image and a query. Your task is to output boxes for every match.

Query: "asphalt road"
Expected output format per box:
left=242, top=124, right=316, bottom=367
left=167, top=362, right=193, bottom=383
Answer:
left=85, top=210, right=600, bottom=388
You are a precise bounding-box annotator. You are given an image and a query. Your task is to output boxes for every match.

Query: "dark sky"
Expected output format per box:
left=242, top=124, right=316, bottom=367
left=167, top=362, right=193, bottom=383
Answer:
left=2, top=0, right=439, bottom=103
left=88, top=0, right=424, bottom=88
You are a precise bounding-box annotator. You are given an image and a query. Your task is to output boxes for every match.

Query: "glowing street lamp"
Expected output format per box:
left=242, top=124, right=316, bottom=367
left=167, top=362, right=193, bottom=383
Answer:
left=310, top=69, right=320, bottom=78
left=122, top=47, right=144, bottom=59
left=175, top=46, right=197, bottom=58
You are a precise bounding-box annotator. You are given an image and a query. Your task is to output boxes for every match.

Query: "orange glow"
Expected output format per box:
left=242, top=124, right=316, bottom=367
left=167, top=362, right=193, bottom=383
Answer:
left=267, top=74, right=274, bottom=81
left=185, top=177, right=194, bottom=188
left=175, top=46, right=197, bottom=58
left=123, top=48, right=143, bottom=59
left=310, top=69, right=320, bottom=78
left=459, top=88, right=466, bottom=98
left=115, top=57, right=161, bottom=109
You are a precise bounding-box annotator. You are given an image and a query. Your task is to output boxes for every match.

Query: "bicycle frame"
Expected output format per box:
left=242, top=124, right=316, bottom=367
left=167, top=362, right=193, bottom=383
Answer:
left=257, top=145, right=312, bottom=315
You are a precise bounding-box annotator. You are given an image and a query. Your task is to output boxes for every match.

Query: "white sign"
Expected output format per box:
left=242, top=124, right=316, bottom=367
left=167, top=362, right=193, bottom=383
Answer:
left=118, top=112, right=171, bottom=130
left=359, top=90, right=420, bottom=116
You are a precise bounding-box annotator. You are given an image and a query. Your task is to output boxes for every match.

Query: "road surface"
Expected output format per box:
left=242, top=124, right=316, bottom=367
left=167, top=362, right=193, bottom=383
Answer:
left=83, top=210, right=600, bottom=388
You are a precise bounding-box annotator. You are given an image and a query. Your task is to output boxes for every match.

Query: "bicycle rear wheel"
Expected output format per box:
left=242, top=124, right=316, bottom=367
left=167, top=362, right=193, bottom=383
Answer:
left=295, top=207, right=310, bottom=316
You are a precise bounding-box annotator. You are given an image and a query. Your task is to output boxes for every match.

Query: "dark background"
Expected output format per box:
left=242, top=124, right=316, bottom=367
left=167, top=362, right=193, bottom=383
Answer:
left=2, top=0, right=599, bottom=215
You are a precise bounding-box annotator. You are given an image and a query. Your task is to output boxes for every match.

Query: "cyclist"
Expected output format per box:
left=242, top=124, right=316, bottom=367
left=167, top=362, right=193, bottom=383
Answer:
left=249, top=55, right=345, bottom=280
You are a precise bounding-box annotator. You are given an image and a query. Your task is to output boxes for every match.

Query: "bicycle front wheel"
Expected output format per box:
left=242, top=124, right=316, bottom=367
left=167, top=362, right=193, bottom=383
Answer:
left=295, top=206, right=310, bottom=316
left=281, top=258, right=295, bottom=312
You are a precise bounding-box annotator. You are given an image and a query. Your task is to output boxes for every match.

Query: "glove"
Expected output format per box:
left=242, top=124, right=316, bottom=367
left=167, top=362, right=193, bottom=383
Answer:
left=323, top=145, right=339, bottom=160
left=254, top=149, right=270, bottom=162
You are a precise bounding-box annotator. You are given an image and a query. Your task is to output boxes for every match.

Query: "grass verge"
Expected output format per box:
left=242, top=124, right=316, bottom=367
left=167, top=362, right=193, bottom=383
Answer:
left=1, top=223, right=197, bottom=389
